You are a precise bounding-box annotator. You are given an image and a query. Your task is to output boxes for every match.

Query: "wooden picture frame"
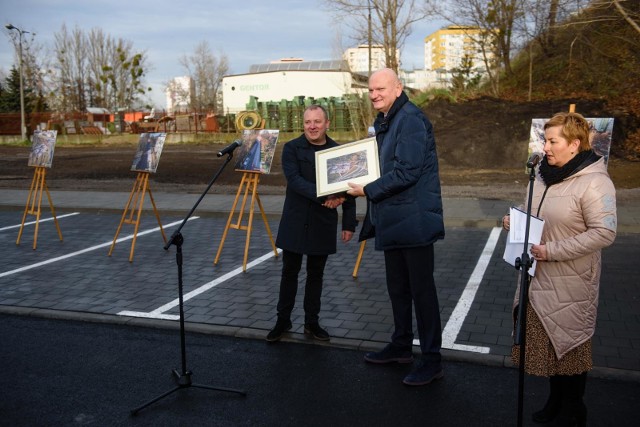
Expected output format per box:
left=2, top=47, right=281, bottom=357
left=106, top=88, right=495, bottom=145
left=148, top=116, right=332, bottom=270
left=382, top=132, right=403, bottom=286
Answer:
left=315, top=137, right=379, bottom=197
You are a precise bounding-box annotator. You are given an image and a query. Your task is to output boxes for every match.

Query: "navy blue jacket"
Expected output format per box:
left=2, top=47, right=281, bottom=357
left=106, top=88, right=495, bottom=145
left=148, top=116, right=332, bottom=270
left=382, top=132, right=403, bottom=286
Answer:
left=363, top=92, right=445, bottom=250
left=276, top=134, right=357, bottom=255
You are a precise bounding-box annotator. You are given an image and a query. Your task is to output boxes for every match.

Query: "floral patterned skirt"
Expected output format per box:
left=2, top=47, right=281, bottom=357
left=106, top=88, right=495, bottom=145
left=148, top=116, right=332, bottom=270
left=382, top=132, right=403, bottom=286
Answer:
left=511, top=302, right=592, bottom=377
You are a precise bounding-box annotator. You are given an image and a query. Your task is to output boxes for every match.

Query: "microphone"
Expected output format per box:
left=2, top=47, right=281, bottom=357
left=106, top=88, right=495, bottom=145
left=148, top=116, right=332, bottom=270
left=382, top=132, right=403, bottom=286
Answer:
left=217, top=139, right=243, bottom=157
left=526, top=152, right=543, bottom=168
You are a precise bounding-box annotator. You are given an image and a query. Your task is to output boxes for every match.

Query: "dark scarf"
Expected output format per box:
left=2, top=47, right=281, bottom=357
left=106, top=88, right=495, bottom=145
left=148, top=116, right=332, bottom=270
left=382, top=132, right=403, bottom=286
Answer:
left=539, top=149, right=600, bottom=187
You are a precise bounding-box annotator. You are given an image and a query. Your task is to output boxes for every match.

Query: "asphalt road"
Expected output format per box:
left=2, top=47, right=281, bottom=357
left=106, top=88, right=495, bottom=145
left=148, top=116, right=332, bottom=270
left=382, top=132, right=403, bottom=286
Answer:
left=1, top=314, right=639, bottom=427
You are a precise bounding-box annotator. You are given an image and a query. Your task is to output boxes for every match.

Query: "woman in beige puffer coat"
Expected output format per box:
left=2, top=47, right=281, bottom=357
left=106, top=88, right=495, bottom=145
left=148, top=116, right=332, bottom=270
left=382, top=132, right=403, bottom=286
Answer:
left=503, top=112, right=617, bottom=427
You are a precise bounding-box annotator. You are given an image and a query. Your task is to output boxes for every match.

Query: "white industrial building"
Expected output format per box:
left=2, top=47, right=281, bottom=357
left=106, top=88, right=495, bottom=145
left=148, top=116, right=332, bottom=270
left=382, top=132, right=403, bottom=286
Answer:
left=221, top=59, right=368, bottom=114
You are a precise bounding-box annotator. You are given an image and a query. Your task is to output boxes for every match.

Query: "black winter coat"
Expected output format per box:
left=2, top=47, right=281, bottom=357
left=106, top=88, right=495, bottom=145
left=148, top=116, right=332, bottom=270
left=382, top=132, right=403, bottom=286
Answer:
left=363, top=92, right=445, bottom=250
left=275, top=134, right=357, bottom=255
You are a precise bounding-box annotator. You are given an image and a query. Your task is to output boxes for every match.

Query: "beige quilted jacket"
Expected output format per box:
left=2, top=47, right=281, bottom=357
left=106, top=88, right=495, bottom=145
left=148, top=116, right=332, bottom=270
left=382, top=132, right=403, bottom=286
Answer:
left=513, top=157, right=617, bottom=359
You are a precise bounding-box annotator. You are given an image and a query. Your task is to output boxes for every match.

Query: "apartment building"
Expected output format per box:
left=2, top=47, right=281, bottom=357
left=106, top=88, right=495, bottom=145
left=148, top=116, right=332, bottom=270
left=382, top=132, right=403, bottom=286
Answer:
left=342, top=44, right=398, bottom=74
left=424, top=25, right=492, bottom=86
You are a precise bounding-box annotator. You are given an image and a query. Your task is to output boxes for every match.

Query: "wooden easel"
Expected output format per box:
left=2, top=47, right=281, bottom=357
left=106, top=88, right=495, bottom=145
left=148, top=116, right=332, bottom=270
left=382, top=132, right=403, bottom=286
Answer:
left=352, top=240, right=367, bottom=278
left=214, top=171, right=278, bottom=272
left=16, top=166, right=63, bottom=250
left=108, top=171, right=166, bottom=262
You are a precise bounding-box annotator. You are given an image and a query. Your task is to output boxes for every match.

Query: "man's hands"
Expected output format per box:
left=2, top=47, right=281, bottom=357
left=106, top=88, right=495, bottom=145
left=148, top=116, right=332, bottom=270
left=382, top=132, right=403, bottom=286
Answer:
left=346, top=182, right=365, bottom=197
left=323, top=194, right=345, bottom=209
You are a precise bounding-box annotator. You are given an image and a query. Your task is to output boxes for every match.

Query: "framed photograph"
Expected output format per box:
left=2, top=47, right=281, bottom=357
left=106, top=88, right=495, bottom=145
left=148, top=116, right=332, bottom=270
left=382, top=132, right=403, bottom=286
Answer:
left=28, top=130, right=57, bottom=168
left=529, top=117, right=614, bottom=165
left=315, top=137, right=380, bottom=197
left=131, top=132, right=167, bottom=173
left=234, top=129, right=280, bottom=174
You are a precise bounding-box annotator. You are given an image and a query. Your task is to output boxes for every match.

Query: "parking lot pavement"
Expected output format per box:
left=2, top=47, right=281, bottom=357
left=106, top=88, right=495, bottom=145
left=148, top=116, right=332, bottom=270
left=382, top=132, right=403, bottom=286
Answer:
left=1, top=207, right=639, bottom=378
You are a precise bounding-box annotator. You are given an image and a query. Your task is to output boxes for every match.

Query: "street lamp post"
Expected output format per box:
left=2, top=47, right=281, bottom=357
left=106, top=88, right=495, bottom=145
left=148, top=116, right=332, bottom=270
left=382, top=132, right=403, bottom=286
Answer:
left=368, top=0, right=372, bottom=77
left=5, top=24, right=30, bottom=141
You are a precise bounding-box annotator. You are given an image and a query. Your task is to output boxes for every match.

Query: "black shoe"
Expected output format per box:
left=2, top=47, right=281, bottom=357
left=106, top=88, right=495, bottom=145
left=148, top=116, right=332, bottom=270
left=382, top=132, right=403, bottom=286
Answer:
left=555, top=403, right=586, bottom=427
left=266, top=319, right=292, bottom=342
left=364, top=343, right=414, bottom=364
left=304, top=323, right=330, bottom=341
left=402, top=359, right=444, bottom=386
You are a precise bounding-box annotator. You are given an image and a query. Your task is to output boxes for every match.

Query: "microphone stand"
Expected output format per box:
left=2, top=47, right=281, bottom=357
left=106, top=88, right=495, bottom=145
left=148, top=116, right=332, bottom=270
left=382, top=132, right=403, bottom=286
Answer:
left=513, top=161, right=538, bottom=427
left=131, top=151, right=246, bottom=416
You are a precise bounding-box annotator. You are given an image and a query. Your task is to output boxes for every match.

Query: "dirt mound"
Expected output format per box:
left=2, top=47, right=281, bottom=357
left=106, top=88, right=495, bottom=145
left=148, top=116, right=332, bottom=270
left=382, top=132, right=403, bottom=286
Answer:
left=429, top=97, right=639, bottom=169
left=1, top=98, right=638, bottom=198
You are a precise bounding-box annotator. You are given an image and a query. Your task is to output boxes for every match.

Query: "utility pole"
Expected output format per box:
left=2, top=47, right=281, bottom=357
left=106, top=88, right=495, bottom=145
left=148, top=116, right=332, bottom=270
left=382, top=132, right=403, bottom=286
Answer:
left=368, top=0, right=373, bottom=76
left=5, top=24, right=31, bottom=141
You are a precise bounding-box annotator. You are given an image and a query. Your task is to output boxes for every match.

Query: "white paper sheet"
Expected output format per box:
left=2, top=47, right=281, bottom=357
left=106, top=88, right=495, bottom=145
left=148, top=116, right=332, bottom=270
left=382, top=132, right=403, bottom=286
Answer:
left=503, top=207, right=545, bottom=276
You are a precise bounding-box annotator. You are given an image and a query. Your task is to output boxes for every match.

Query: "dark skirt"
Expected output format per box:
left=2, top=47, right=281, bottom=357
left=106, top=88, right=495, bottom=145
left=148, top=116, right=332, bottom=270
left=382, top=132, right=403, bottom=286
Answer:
left=511, top=302, right=592, bottom=377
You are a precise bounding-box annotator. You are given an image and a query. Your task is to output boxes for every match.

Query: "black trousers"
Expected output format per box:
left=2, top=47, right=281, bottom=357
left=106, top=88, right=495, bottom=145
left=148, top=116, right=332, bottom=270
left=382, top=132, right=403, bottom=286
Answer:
left=276, top=250, right=328, bottom=325
left=384, top=244, right=442, bottom=357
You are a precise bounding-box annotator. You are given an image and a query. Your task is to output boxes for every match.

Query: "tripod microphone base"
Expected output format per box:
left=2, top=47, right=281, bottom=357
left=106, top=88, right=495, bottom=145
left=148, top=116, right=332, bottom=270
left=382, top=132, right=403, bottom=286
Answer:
left=130, top=369, right=246, bottom=416
left=131, top=154, right=245, bottom=418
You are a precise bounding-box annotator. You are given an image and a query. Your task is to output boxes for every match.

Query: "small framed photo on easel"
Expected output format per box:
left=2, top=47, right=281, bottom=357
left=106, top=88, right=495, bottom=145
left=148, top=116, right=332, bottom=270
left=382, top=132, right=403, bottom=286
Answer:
left=28, top=130, right=57, bottom=168
left=131, top=132, right=167, bottom=173
left=234, top=129, right=280, bottom=174
left=529, top=117, right=614, bottom=165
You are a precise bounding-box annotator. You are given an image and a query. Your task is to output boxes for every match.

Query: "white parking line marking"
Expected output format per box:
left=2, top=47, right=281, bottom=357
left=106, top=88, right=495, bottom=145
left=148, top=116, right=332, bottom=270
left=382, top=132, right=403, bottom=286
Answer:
left=437, top=227, right=502, bottom=353
left=0, top=212, right=81, bottom=231
left=118, top=248, right=282, bottom=320
left=0, top=218, right=197, bottom=278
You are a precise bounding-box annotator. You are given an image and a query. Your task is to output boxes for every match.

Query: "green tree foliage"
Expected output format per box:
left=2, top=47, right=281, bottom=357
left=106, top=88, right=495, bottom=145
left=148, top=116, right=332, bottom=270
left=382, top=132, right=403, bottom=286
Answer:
left=451, top=55, right=483, bottom=92
left=0, top=66, right=45, bottom=113
left=99, top=46, right=150, bottom=111
left=0, top=67, right=23, bottom=113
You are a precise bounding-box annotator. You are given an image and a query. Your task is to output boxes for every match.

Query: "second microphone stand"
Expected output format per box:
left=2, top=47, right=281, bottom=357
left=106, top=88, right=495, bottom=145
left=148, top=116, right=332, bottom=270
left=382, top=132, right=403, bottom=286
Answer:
left=513, top=159, right=538, bottom=427
left=131, top=151, right=246, bottom=416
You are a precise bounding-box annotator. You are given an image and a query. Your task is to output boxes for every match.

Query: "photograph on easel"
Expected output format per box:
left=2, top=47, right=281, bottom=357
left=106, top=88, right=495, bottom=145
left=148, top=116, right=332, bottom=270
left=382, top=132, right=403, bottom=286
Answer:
left=529, top=117, right=614, bottom=165
left=130, top=132, right=167, bottom=173
left=234, top=129, right=280, bottom=174
left=28, top=130, right=57, bottom=168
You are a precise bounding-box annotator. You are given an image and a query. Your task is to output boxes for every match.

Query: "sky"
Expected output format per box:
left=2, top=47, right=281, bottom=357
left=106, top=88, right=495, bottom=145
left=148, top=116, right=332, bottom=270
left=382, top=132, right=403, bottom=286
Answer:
left=1, top=0, right=447, bottom=109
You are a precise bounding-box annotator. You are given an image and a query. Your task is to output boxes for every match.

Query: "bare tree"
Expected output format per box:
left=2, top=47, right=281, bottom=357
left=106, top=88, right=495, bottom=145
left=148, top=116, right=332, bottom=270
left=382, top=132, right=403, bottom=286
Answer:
left=515, top=0, right=586, bottom=99
left=87, top=28, right=115, bottom=108
left=51, top=24, right=88, bottom=112
left=50, top=25, right=150, bottom=112
left=179, top=41, right=229, bottom=113
left=322, top=0, right=434, bottom=73
left=611, top=0, right=640, bottom=34
left=433, top=0, right=524, bottom=76
left=518, top=0, right=588, bottom=57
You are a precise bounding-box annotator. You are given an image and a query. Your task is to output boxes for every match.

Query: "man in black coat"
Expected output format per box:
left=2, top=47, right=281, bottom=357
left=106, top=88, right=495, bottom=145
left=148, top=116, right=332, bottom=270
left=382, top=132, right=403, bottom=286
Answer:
left=266, top=105, right=357, bottom=342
